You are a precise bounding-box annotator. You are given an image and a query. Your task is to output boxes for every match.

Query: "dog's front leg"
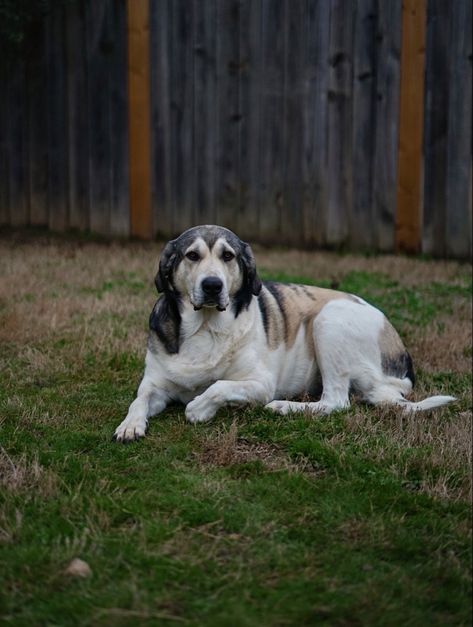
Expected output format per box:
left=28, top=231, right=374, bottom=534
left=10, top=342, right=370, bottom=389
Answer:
left=185, top=379, right=273, bottom=424
left=114, top=376, right=169, bottom=442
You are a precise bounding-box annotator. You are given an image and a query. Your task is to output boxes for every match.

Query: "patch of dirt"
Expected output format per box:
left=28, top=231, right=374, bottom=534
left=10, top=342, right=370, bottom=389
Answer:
left=198, top=420, right=318, bottom=476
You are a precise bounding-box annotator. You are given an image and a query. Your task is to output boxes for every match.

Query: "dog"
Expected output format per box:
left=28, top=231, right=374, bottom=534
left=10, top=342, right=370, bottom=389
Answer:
left=114, top=225, right=455, bottom=442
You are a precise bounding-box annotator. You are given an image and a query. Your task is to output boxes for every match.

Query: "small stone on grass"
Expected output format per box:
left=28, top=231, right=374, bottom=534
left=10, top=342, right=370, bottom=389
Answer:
left=64, top=558, right=92, bottom=578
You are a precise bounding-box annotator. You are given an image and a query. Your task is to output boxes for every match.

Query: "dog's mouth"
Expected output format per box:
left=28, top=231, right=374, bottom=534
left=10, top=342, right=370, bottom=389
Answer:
left=193, top=301, right=227, bottom=312
left=191, top=285, right=229, bottom=312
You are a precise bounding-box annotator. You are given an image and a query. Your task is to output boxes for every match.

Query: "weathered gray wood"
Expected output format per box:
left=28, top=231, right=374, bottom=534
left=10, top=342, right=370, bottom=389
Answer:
left=46, top=7, right=68, bottom=231
left=445, top=0, right=472, bottom=259
left=215, top=0, right=240, bottom=231
left=237, top=0, right=263, bottom=240
left=66, top=1, right=90, bottom=231
left=169, top=0, right=195, bottom=234
left=27, top=18, right=48, bottom=227
left=193, top=0, right=217, bottom=226
left=350, top=0, right=377, bottom=250
left=86, top=0, right=111, bottom=236
left=303, top=0, right=330, bottom=247
left=7, top=59, right=29, bottom=227
left=325, top=0, right=354, bottom=246
left=0, top=0, right=470, bottom=259
left=258, top=0, right=287, bottom=243
left=422, top=0, right=450, bottom=257
left=280, top=0, right=305, bottom=246
left=0, top=70, right=8, bottom=225
left=150, top=0, right=173, bottom=239
left=372, top=0, right=402, bottom=252
left=109, top=0, right=130, bottom=237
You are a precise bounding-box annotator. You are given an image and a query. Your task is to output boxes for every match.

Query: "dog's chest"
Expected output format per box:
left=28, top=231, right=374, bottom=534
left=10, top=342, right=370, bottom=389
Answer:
left=161, top=325, right=245, bottom=390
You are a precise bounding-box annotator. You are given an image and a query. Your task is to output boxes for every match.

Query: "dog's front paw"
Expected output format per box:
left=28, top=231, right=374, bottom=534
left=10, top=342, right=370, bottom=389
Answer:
left=185, top=395, right=216, bottom=424
left=113, top=415, right=147, bottom=443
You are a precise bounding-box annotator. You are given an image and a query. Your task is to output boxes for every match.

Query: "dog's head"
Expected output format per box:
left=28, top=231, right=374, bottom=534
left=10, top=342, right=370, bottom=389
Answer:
left=155, top=225, right=261, bottom=315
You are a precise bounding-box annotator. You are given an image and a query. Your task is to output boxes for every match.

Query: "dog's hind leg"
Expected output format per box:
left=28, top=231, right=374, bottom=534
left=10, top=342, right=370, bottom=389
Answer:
left=265, top=365, right=350, bottom=416
left=266, top=314, right=351, bottom=416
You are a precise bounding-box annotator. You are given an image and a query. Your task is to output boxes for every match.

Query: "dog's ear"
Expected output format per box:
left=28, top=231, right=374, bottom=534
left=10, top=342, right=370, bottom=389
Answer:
left=241, top=242, right=262, bottom=296
left=155, top=239, right=178, bottom=293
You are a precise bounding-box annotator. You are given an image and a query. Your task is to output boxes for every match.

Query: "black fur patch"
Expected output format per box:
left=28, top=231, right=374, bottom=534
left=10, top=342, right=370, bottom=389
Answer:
left=264, top=282, right=288, bottom=340
left=382, top=351, right=415, bottom=386
left=149, top=292, right=182, bottom=354
left=257, top=290, right=270, bottom=337
left=232, top=243, right=262, bottom=318
left=232, top=264, right=254, bottom=317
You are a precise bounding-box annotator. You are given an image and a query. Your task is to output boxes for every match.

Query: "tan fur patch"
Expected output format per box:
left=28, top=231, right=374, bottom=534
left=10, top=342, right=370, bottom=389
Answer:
left=261, top=284, right=350, bottom=351
left=378, top=320, right=406, bottom=359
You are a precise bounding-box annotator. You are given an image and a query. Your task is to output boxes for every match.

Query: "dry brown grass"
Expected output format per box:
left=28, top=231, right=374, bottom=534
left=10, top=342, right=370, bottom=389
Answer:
left=0, top=239, right=156, bottom=353
left=411, top=306, right=472, bottom=374
left=341, top=407, right=472, bottom=501
left=0, top=447, right=58, bottom=497
left=198, top=419, right=318, bottom=475
left=0, top=233, right=471, bottom=503
left=0, top=236, right=470, bottom=354
left=253, top=245, right=469, bottom=287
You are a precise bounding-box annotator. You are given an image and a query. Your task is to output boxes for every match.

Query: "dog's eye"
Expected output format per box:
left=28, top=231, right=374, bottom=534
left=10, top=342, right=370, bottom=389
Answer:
left=222, top=251, right=234, bottom=262
left=186, top=251, right=200, bottom=262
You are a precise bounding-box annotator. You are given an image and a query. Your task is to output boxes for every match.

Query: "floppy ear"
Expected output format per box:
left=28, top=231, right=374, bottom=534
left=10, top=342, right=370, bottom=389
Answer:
left=155, top=239, right=178, bottom=293
left=241, top=242, right=262, bottom=296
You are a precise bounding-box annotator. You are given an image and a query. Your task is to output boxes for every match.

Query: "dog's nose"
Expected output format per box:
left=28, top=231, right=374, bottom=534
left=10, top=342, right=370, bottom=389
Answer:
left=202, top=277, right=223, bottom=296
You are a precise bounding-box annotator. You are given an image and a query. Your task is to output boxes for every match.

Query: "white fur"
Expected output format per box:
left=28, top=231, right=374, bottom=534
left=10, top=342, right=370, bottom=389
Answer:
left=114, top=239, right=455, bottom=442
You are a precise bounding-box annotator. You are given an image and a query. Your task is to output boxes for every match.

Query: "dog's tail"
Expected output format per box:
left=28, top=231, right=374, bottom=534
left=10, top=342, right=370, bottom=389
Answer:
left=396, top=395, right=456, bottom=413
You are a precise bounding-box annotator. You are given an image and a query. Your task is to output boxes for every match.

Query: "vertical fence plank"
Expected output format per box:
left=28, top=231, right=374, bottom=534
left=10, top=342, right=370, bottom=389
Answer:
left=150, top=0, right=173, bottom=238
left=258, top=0, right=287, bottom=243
left=326, top=0, right=354, bottom=246
left=169, top=0, right=195, bottom=234
left=237, top=0, right=262, bottom=241
left=350, top=0, right=377, bottom=249
left=0, top=70, right=8, bottom=225
left=27, top=19, right=48, bottom=227
left=281, top=0, right=305, bottom=245
left=110, top=0, right=129, bottom=237
left=86, top=0, right=111, bottom=236
left=372, top=0, right=402, bottom=252
left=193, top=0, right=217, bottom=226
left=127, top=0, right=150, bottom=238
left=396, top=0, right=426, bottom=254
left=303, top=0, right=330, bottom=247
left=445, top=0, right=472, bottom=258
left=46, top=6, right=68, bottom=231
left=215, top=0, right=240, bottom=231
left=7, top=59, right=29, bottom=227
left=422, top=0, right=449, bottom=257
left=66, top=1, right=90, bottom=231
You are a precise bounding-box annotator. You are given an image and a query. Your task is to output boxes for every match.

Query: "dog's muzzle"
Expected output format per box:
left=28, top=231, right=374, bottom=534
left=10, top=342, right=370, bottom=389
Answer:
left=193, top=276, right=227, bottom=311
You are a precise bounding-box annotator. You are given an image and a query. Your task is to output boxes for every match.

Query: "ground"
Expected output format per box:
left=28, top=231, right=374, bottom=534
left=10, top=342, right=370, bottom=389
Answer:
left=0, top=229, right=471, bottom=626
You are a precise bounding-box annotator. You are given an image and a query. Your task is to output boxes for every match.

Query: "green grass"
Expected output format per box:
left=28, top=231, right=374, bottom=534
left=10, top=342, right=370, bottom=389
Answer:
left=0, top=242, right=471, bottom=626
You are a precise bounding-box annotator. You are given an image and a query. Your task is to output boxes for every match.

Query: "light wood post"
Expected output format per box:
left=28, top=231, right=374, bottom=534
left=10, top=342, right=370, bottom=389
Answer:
left=127, top=0, right=152, bottom=238
left=395, top=0, right=427, bottom=253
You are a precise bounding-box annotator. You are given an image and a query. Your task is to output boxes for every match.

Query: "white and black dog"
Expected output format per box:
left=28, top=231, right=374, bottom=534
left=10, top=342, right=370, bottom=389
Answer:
left=114, top=225, right=455, bottom=442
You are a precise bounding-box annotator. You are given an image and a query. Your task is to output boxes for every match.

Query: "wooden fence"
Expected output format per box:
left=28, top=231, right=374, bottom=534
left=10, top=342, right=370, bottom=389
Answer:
left=0, top=0, right=471, bottom=258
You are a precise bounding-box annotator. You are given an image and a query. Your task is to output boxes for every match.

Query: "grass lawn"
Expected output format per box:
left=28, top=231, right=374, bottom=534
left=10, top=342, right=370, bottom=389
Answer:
left=0, top=230, right=471, bottom=626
